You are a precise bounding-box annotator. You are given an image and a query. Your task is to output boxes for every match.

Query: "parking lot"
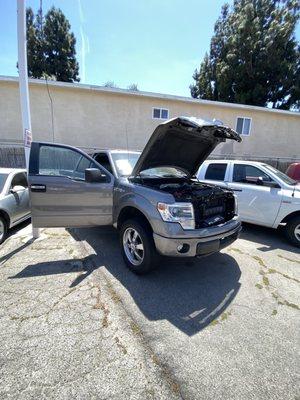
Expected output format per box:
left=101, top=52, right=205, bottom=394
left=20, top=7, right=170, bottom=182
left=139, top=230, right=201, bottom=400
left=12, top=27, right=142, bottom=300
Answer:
left=0, top=221, right=299, bottom=399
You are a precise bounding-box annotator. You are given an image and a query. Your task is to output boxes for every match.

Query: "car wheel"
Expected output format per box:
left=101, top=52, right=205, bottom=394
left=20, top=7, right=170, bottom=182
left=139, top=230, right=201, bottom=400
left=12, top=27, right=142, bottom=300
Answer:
left=120, top=218, right=158, bottom=274
left=285, top=216, right=300, bottom=247
left=0, top=216, right=8, bottom=245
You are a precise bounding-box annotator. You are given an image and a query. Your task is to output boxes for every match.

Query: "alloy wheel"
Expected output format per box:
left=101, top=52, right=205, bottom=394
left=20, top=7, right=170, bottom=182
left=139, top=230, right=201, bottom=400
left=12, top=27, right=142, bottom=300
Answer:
left=123, top=227, right=144, bottom=266
left=295, top=224, right=300, bottom=242
left=0, top=219, right=4, bottom=241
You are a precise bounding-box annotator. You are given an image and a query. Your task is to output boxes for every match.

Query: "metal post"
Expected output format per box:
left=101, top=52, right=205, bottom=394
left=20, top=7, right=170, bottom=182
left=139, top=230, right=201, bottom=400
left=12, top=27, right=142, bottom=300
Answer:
left=17, top=0, right=40, bottom=239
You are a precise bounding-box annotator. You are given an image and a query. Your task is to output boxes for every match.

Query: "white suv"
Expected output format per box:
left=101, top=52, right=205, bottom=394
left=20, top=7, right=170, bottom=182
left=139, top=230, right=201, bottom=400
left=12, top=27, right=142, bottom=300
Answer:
left=197, top=160, right=300, bottom=247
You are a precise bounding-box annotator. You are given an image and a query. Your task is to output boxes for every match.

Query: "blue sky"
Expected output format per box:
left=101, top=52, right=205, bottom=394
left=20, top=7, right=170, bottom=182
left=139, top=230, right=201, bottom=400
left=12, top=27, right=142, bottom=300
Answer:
left=0, top=0, right=299, bottom=97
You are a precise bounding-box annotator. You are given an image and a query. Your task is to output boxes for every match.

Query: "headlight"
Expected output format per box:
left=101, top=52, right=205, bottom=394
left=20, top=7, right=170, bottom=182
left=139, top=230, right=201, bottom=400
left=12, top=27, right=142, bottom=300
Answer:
left=157, top=202, right=195, bottom=230
left=233, top=194, right=238, bottom=215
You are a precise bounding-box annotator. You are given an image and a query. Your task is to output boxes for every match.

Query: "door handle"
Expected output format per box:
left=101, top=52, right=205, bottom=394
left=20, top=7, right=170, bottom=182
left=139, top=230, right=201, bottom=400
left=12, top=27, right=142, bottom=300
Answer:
left=30, top=184, right=46, bottom=192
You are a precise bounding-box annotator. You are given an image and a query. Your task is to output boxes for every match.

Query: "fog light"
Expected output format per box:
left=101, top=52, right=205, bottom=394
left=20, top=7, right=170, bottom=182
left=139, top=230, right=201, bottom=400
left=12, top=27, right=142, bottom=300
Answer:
left=177, top=243, right=190, bottom=254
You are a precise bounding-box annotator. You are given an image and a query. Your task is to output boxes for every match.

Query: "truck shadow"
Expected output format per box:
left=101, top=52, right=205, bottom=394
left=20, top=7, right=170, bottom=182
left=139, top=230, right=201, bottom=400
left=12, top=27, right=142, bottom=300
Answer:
left=8, top=226, right=241, bottom=335
left=69, top=227, right=241, bottom=336
left=240, top=223, right=297, bottom=253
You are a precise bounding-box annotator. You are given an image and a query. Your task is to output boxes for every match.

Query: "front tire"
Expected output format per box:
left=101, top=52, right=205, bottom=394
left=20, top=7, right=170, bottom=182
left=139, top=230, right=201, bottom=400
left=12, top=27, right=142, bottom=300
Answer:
left=0, top=216, right=8, bottom=245
left=285, top=216, right=300, bottom=247
left=120, top=218, right=158, bottom=274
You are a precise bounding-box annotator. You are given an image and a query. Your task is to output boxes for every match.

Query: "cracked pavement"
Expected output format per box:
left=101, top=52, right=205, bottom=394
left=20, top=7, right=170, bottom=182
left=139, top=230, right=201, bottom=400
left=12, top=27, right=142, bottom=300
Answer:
left=0, top=221, right=299, bottom=399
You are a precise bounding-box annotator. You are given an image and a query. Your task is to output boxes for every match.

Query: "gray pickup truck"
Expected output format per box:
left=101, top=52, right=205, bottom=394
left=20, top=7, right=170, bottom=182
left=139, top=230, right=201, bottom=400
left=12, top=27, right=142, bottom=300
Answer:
left=29, top=116, right=242, bottom=273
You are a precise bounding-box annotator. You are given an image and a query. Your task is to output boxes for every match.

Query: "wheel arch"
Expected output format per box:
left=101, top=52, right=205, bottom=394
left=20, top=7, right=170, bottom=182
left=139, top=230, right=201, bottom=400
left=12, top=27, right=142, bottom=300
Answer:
left=0, top=209, right=10, bottom=228
left=280, top=210, right=300, bottom=224
left=117, top=206, right=153, bottom=233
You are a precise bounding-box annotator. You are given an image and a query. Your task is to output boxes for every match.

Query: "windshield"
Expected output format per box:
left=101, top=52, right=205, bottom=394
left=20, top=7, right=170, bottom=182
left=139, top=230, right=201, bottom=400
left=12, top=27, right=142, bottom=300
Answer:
left=140, top=167, right=188, bottom=178
left=111, top=152, right=141, bottom=177
left=263, top=164, right=297, bottom=185
left=0, top=174, right=8, bottom=192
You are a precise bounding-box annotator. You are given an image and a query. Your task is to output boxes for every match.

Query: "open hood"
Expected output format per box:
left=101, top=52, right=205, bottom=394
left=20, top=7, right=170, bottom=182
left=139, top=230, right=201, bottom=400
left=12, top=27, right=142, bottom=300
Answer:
left=131, top=116, right=242, bottom=177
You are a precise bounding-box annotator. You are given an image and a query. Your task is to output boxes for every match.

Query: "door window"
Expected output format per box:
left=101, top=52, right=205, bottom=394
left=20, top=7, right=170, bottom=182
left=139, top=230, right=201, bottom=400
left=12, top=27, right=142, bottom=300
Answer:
left=73, top=156, right=94, bottom=180
left=39, top=145, right=99, bottom=180
left=205, top=163, right=227, bottom=181
left=11, top=172, right=28, bottom=188
left=233, top=164, right=271, bottom=184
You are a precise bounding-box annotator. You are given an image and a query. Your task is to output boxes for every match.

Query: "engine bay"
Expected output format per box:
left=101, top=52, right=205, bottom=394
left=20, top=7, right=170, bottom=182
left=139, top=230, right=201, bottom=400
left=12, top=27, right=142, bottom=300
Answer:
left=142, top=178, right=235, bottom=228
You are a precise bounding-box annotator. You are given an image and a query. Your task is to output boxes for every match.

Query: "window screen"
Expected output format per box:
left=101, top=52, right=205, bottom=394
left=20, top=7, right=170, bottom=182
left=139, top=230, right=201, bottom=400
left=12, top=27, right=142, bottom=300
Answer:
left=161, top=109, right=169, bottom=119
left=236, top=118, right=244, bottom=134
left=153, top=108, right=169, bottom=119
left=236, top=117, right=251, bottom=135
left=153, top=108, right=161, bottom=119
left=205, top=163, right=227, bottom=181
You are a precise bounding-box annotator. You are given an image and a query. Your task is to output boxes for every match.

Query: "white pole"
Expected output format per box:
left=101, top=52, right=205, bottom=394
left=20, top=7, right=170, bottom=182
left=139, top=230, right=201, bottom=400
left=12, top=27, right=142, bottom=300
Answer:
left=17, top=0, right=40, bottom=239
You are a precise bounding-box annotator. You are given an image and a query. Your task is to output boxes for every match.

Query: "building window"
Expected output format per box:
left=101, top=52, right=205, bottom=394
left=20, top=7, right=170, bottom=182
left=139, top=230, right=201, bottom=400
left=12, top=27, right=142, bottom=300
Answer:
left=236, top=117, right=252, bottom=135
left=152, top=108, right=169, bottom=120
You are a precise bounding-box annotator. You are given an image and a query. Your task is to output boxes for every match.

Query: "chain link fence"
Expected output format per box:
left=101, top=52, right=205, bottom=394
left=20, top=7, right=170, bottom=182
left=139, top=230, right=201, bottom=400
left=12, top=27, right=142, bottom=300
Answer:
left=0, top=146, right=299, bottom=173
left=208, top=154, right=299, bottom=173
left=0, top=147, right=26, bottom=168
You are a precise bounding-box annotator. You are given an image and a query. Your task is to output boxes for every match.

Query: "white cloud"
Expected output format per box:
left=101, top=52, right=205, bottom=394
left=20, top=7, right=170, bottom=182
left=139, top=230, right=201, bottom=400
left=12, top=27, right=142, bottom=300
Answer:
left=77, top=0, right=85, bottom=23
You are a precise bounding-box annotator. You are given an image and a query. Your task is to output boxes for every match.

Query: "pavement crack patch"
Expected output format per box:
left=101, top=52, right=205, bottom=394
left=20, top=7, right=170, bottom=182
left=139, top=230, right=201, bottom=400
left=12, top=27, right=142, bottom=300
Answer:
left=255, top=270, right=300, bottom=311
left=277, top=254, right=300, bottom=264
left=75, top=234, right=184, bottom=398
left=9, top=287, right=78, bottom=323
left=100, top=272, right=183, bottom=398
left=262, top=275, right=269, bottom=287
left=10, top=312, right=45, bottom=322
left=90, top=283, right=110, bottom=328
left=209, top=310, right=232, bottom=327
left=30, top=245, right=64, bottom=251
left=114, top=336, right=128, bottom=355
left=106, top=280, right=122, bottom=304
left=229, top=247, right=245, bottom=255
left=230, top=248, right=299, bottom=284
left=271, top=292, right=300, bottom=311
left=252, top=255, right=267, bottom=268
left=267, top=268, right=300, bottom=284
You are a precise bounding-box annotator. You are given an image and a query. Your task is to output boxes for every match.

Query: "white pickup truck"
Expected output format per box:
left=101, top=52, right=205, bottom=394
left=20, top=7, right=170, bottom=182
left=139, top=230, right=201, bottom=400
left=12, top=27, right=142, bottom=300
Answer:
left=197, top=160, right=300, bottom=247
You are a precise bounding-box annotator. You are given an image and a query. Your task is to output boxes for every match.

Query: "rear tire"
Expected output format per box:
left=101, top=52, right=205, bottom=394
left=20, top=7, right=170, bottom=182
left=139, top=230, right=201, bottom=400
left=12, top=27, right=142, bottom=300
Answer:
left=285, top=216, right=300, bottom=247
left=0, top=216, right=8, bottom=245
left=120, top=218, right=158, bottom=274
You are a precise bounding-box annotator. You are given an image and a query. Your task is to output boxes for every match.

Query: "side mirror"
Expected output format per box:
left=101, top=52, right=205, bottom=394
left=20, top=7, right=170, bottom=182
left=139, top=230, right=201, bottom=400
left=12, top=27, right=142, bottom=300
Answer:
left=10, top=185, right=26, bottom=193
left=256, top=177, right=280, bottom=188
left=256, top=177, right=264, bottom=186
left=85, top=168, right=107, bottom=183
left=263, top=180, right=281, bottom=189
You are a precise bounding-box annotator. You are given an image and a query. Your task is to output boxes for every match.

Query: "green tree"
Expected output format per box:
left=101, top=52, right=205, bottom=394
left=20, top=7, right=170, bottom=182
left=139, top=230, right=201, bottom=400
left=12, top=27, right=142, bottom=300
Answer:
left=25, top=6, right=79, bottom=82
left=190, top=0, right=300, bottom=110
left=26, top=8, right=40, bottom=78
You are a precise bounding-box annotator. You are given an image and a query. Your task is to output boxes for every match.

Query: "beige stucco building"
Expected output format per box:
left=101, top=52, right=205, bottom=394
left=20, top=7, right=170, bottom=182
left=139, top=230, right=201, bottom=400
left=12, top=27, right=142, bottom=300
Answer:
left=0, top=75, right=299, bottom=163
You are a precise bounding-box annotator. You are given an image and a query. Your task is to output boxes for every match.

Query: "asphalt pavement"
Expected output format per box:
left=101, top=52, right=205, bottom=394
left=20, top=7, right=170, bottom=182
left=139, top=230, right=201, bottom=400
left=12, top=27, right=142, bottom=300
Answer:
left=0, top=221, right=299, bottom=399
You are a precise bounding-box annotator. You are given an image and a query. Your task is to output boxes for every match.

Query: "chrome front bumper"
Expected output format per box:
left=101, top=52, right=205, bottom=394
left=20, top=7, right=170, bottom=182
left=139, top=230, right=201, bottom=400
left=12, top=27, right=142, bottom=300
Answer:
left=153, top=222, right=242, bottom=257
